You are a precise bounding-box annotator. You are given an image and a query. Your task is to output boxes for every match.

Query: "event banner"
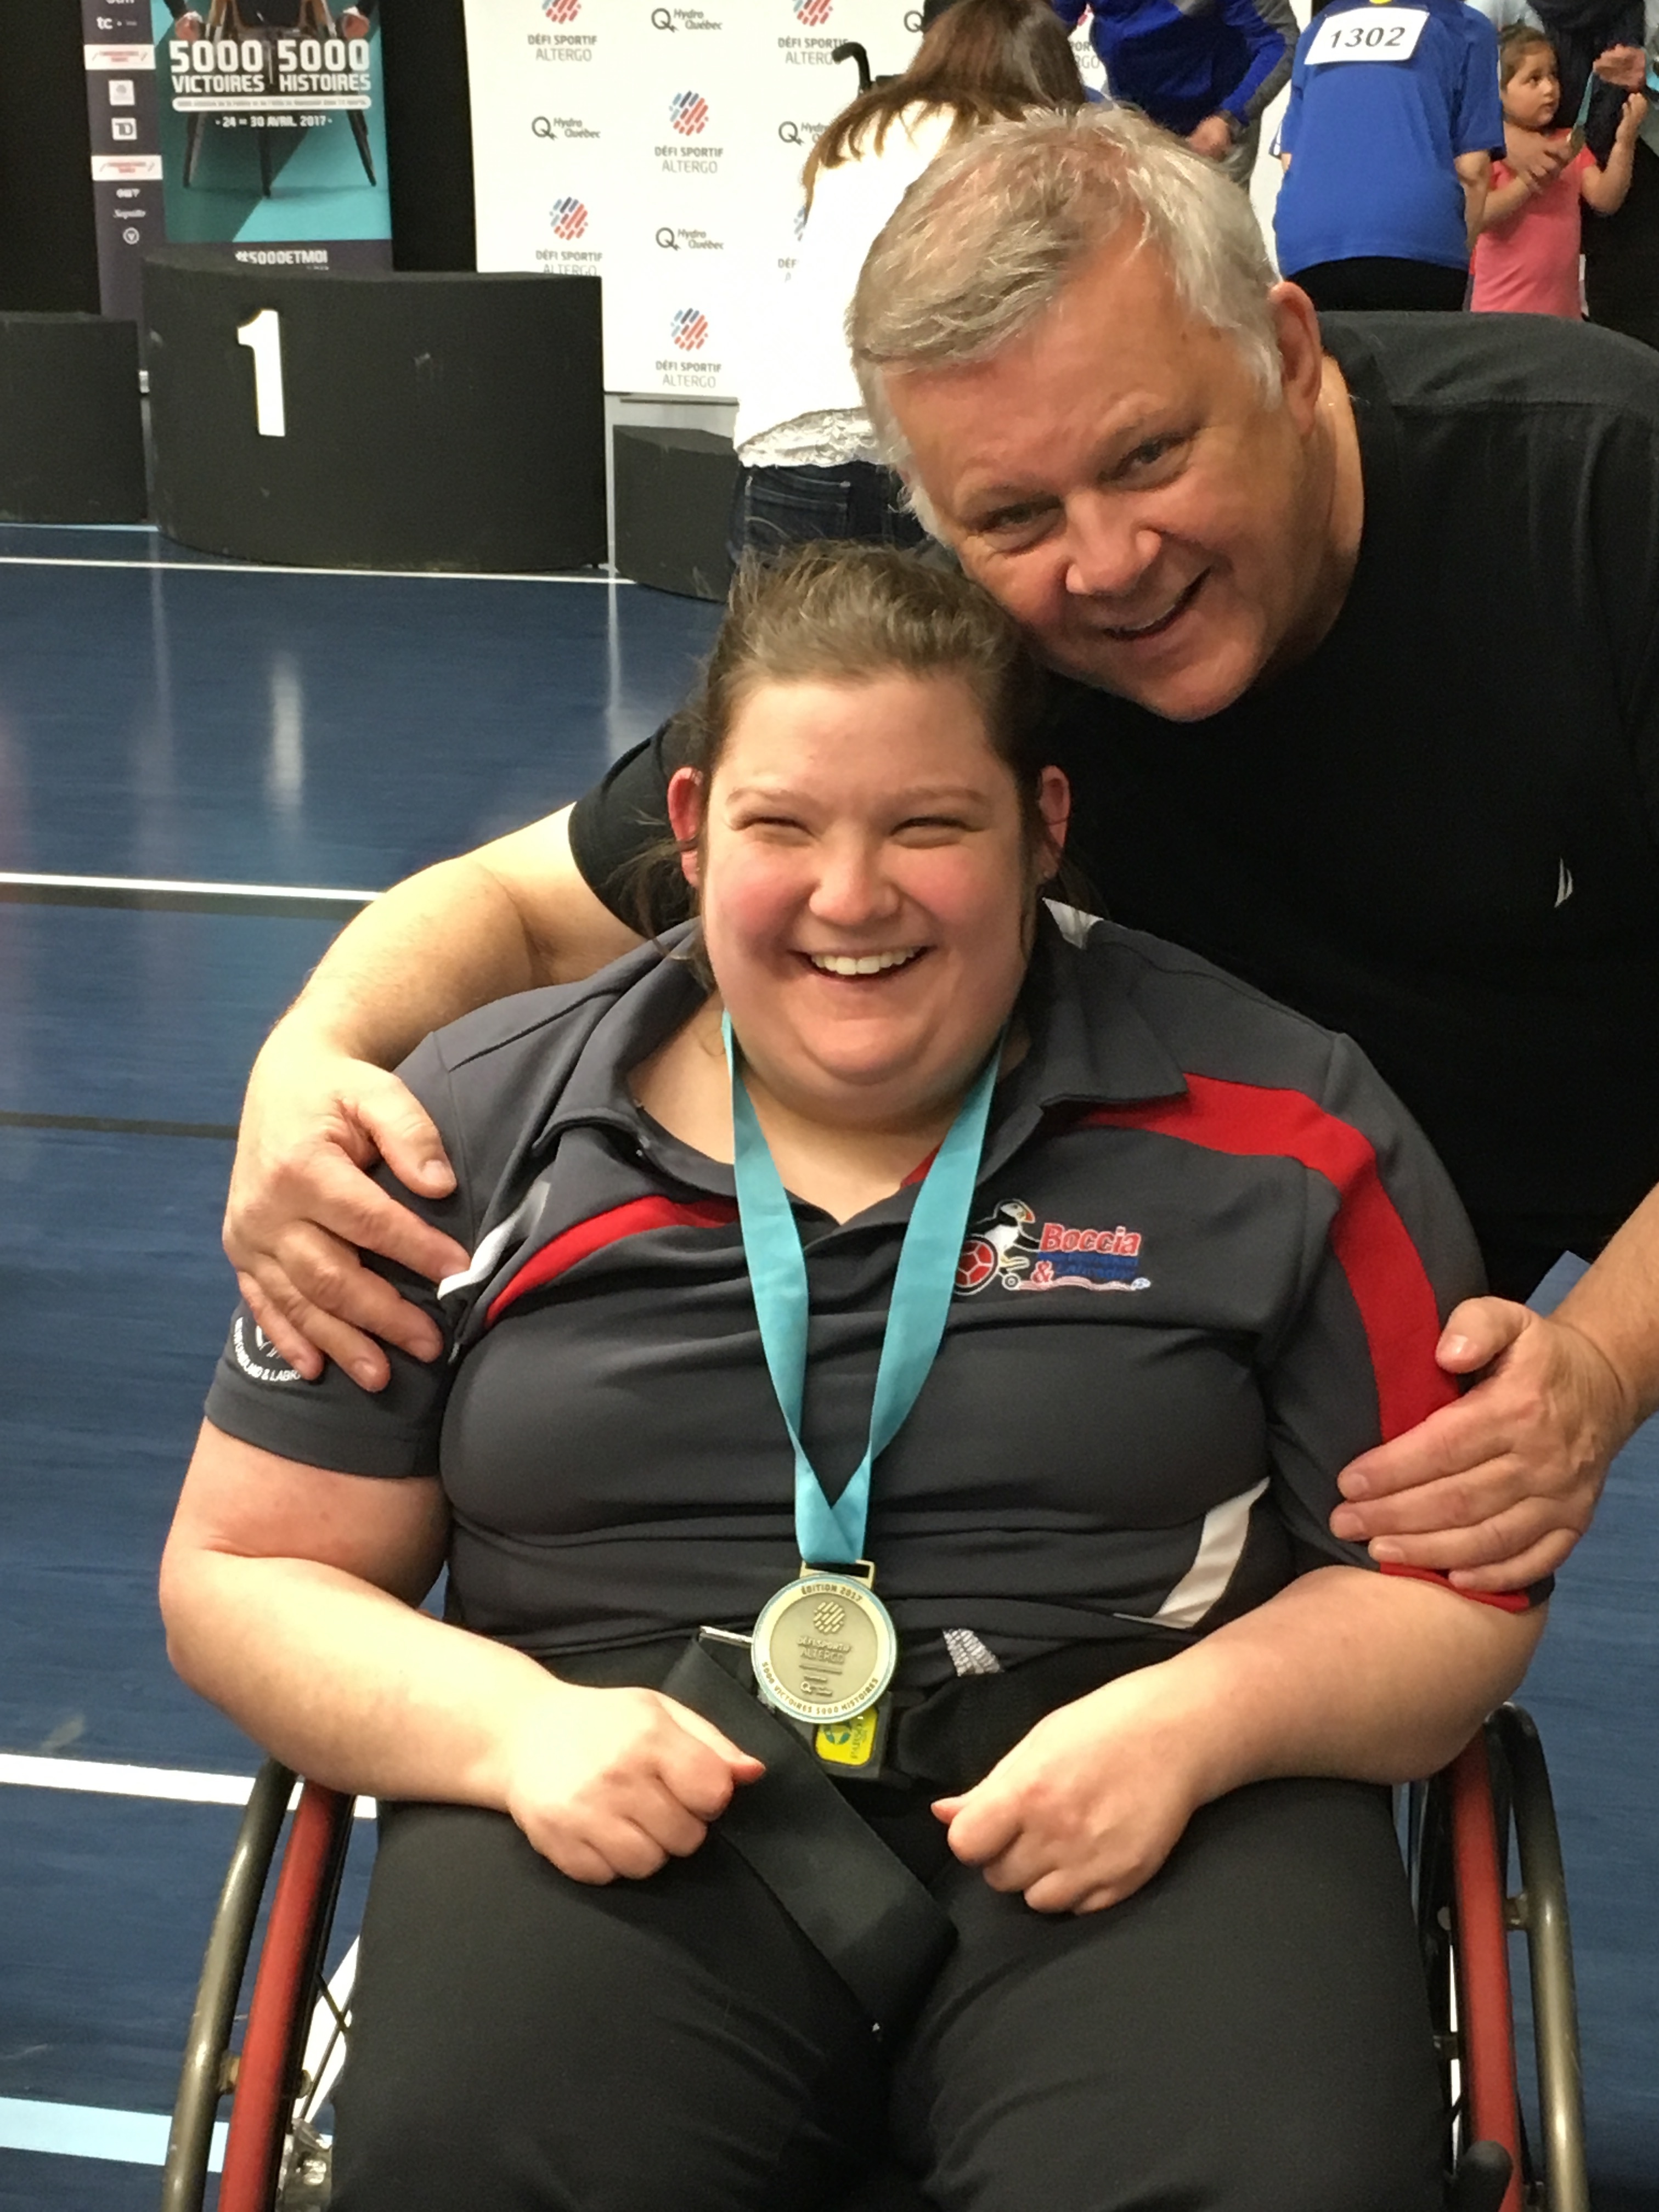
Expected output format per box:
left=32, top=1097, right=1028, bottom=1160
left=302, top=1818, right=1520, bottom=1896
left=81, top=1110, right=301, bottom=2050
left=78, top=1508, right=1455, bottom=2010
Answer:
left=81, top=0, right=393, bottom=324
left=463, top=0, right=922, bottom=398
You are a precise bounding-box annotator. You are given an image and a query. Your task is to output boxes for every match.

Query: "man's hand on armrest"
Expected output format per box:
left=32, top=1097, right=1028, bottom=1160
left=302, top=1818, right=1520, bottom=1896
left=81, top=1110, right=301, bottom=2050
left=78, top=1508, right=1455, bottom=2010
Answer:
left=225, top=806, right=645, bottom=1389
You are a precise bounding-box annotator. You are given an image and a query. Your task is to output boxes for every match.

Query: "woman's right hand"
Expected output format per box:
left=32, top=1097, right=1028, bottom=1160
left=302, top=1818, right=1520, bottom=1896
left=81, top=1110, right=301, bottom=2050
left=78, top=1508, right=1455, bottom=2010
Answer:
left=223, top=1026, right=471, bottom=1390
left=504, top=1685, right=766, bottom=1883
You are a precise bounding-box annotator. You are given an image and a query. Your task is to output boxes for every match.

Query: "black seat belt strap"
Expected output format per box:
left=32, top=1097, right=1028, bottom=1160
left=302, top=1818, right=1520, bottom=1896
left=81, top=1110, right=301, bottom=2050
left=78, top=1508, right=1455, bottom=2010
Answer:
left=662, top=1637, right=955, bottom=2034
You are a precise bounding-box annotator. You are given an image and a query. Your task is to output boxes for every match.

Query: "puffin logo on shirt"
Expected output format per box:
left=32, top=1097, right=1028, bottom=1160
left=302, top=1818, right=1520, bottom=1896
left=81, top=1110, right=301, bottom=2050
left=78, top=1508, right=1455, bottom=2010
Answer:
left=231, top=1316, right=304, bottom=1385
left=955, top=1201, right=1152, bottom=1296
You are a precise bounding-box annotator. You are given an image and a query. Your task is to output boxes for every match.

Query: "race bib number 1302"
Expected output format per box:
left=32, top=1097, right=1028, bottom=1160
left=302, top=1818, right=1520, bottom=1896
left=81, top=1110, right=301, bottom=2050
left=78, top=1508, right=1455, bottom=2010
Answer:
left=1306, top=6, right=1428, bottom=63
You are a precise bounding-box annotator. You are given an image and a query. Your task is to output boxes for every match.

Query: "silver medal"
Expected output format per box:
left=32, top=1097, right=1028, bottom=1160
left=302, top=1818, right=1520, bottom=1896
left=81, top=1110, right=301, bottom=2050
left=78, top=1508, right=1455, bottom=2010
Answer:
left=751, top=1571, right=899, bottom=1728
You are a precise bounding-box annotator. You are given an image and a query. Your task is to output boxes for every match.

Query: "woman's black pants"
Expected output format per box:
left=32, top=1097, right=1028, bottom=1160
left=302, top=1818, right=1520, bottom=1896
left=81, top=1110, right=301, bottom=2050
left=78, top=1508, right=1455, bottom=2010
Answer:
left=330, top=1775, right=1444, bottom=2212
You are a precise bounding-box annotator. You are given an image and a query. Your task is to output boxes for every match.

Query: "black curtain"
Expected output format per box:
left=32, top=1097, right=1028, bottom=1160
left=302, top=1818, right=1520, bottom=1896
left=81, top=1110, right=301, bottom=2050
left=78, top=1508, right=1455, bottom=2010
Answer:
left=0, top=3, right=100, bottom=311
left=381, top=0, right=477, bottom=273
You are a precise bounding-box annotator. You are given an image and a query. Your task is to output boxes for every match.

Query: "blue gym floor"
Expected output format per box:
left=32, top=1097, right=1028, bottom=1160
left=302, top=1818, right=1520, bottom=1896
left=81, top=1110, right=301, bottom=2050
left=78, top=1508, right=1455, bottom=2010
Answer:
left=0, top=524, right=1654, bottom=2208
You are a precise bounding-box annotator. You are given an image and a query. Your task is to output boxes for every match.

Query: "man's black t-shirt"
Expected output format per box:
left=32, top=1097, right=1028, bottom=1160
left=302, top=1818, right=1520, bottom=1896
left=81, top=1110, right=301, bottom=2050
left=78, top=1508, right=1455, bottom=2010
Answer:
left=569, top=313, right=1659, bottom=1278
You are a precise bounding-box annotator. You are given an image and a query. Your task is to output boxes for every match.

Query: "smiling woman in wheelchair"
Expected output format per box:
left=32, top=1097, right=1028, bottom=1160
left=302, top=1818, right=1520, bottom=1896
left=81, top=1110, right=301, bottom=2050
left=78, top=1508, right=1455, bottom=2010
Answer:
left=161, top=544, right=1544, bottom=2212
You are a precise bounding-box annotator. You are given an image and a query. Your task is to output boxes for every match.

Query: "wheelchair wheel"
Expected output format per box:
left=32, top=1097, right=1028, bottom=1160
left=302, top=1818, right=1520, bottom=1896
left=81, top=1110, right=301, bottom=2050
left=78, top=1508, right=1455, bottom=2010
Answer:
left=161, top=1761, right=357, bottom=2212
left=1413, top=1702, right=1588, bottom=2212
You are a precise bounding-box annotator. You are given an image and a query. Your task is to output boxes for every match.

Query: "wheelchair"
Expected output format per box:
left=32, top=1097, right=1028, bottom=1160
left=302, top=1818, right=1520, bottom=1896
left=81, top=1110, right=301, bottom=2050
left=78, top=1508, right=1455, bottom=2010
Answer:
left=159, top=1702, right=1587, bottom=2212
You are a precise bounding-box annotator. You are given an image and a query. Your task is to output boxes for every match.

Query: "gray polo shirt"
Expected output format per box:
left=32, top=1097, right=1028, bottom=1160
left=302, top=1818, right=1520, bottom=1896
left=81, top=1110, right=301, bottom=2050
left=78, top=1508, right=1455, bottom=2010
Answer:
left=207, top=912, right=1508, bottom=1677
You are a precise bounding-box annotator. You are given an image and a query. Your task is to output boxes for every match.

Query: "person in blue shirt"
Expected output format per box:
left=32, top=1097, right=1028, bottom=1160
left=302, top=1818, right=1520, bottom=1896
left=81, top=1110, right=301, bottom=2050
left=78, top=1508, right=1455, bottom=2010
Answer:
left=1274, top=0, right=1505, bottom=309
left=1050, top=0, right=1296, bottom=178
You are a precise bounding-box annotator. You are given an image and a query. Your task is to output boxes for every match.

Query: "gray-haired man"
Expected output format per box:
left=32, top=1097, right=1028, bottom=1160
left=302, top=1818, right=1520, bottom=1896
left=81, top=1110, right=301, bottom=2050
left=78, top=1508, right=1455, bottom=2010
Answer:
left=224, top=109, right=1659, bottom=1597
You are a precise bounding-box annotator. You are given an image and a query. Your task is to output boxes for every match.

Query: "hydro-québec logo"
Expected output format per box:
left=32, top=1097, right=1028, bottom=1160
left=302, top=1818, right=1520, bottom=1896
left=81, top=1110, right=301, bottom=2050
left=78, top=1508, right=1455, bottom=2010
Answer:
left=794, top=0, right=833, bottom=22
left=669, top=88, right=710, bottom=134
left=671, top=306, right=709, bottom=351
left=550, top=196, right=588, bottom=240
left=543, top=0, right=581, bottom=22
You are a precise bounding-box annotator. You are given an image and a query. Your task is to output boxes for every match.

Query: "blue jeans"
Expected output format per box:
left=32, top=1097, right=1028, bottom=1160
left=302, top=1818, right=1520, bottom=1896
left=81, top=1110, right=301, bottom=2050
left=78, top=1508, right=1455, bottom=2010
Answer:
left=727, top=460, right=928, bottom=567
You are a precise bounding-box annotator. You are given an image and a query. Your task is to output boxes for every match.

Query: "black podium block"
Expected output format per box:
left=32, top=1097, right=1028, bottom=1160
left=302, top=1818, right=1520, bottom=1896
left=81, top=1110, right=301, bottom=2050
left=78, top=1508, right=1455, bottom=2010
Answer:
left=0, top=315, right=145, bottom=523
left=145, top=256, right=605, bottom=572
left=613, top=425, right=738, bottom=602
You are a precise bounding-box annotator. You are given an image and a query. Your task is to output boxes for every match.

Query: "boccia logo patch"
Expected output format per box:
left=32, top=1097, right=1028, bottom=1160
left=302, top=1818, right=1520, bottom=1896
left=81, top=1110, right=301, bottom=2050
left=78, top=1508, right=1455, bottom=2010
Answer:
left=955, top=1200, right=1151, bottom=1296
left=550, top=196, right=588, bottom=239
left=795, top=0, right=833, bottom=22
left=669, top=89, right=710, bottom=134
left=543, top=0, right=581, bottom=20
left=671, top=306, right=709, bottom=350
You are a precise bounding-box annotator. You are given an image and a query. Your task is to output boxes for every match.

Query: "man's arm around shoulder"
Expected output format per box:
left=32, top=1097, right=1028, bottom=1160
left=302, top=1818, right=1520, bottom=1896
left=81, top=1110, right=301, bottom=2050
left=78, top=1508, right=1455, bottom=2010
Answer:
left=224, top=806, right=642, bottom=1390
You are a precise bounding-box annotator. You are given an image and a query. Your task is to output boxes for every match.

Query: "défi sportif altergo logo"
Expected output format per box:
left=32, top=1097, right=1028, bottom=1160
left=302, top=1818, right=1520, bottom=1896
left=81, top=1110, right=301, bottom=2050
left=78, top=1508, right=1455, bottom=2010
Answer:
left=780, top=0, right=838, bottom=62
left=658, top=304, right=718, bottom=383
left=954, top=1201, right=1152, bottom=1296
left=658, top=92, right=720, bottom=170
left=532, top=0, right=593, bottom=60
left=550, top=196, right=588, bottom=240
left=668, top=88, right=709, bottom=134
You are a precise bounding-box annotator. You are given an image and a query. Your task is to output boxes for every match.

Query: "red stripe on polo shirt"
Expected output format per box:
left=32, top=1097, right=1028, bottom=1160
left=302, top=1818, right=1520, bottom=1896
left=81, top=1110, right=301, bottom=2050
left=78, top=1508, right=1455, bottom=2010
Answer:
left=1075, top=1074, right=1460, bottom=1442
left=1075, top=1080, right=1536, bottom=1609
left=1375, top=1561, right=1532, bottom=1614
left=485, top=1195, right=738, bottom=1328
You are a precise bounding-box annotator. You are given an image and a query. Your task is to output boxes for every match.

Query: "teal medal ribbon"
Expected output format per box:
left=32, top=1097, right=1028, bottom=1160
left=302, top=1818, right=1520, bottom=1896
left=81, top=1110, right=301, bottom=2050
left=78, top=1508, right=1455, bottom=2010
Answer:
left=723, top=1011, right=998, bottom=1566
left=723, top=1012, right=1000, bottom=1745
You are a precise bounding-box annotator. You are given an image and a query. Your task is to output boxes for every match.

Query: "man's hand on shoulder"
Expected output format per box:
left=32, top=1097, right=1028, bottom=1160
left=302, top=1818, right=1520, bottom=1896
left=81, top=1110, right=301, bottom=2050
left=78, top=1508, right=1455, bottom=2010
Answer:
left=224, top=1028, right=470, bottom=1392
left=1329, top=1300, right=1637, bottom=1592
left=219, top=802, right=648, bottom=1390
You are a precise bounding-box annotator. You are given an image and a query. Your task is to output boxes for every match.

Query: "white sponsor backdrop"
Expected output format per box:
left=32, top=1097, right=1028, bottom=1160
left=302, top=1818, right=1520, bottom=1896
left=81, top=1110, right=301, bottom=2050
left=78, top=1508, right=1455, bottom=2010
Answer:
left=464, top=0, right=923, bottom=397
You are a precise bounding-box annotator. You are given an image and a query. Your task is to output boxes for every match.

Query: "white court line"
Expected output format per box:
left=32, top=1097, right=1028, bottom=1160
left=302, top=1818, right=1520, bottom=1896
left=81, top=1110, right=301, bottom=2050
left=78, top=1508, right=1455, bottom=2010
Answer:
left=0, top=1751, right=375, bottom=1818
left=0, top=554, right=625, bottom=585
left=0, top=870, right=380, bottom=904
left=0, top=2096, right=227, bottom=2170
left=0, top=1752, right=252, bottom=1804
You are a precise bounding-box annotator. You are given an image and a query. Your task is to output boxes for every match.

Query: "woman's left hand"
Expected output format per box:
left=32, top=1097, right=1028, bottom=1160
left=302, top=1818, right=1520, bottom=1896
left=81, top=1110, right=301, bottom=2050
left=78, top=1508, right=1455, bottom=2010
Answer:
left=932, top=1667, right=1211, bottom=1915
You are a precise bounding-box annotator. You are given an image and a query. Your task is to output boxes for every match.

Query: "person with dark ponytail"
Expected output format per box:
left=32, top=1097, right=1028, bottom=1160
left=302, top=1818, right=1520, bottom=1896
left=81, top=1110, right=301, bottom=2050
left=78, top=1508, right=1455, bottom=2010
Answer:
left=725, top=0, right=1085, bottom=563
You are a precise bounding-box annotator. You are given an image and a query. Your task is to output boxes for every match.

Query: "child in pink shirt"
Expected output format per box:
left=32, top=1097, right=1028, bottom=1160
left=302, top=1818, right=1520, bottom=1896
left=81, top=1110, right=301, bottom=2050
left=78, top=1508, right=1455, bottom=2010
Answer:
left=1471, top=26, right=1644, bottom=318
